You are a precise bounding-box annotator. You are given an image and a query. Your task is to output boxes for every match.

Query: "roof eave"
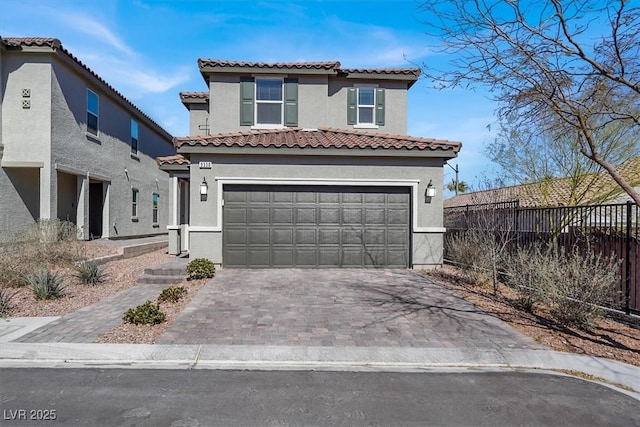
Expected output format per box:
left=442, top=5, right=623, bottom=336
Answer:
left=176, top=144, right=459, bottom=159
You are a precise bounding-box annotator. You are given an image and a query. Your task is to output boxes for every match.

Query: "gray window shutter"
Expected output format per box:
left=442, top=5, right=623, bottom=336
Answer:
left=284, top=78, right=298, bottom=127
left=347, top=87, right=357, bottom=125
left=240, top=77, right=254, bottom=126
left=375, top=88, right=385, bottom=126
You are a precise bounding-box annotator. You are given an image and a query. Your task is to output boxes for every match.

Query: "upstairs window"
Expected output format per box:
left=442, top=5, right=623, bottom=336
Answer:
left=255, top=78, right=283, bottom=125
left=357, top=87, right=375, bottom=125
left=87, top=89, right=99, bottom=136
left=347, top=86, right=385, bottom=127
left=131, top=119, right=139, bottom=155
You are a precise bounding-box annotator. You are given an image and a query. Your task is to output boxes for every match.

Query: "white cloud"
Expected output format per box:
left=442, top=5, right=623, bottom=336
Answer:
left=60, top=13, right=135, bottom=57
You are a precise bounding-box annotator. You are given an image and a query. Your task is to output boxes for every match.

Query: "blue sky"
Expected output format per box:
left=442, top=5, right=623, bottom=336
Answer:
left=1, top=0, right=500, bottom=196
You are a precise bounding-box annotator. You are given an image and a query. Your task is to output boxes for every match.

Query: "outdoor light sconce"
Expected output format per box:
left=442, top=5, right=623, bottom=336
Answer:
left=425, top=180, right=436, bottom=202
left=200, top=178, right=208, bottom=196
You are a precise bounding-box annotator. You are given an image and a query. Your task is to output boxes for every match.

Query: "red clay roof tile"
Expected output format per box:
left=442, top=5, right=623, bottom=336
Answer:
left=173, top=127, right=461, bottom=153
left=156, top=154, right=190, bottom=166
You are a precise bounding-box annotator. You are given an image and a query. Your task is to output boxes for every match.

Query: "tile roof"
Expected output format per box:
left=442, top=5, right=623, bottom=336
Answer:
left=198, top=59, right=341, bottom=71
left=179, top=92, right=209, bottom=100
left=197, top=59, right=420, bottom=78
left=444, top=157, right=640, bottom=208
left=174, top=127, right=461, bottom=154
left=339, top=67, right=421, bottom=77
left=1, top=37, right=173, bottom=141
left=156, top=154, right=190, bottom=166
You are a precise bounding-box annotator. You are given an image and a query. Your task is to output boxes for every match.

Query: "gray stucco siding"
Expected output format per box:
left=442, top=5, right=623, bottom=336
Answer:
left=187, top=153, right=445, bottom=267
left=0, top=166, right=40, bottom=239
left=327, top=78, right=408, bottom=135
left=0, top=53, right=52, bottom=165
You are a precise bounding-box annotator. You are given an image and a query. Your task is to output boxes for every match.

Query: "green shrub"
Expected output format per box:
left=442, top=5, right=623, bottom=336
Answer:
left=123, top=301, right=166, bottom=325
left=0, top=287, right=19, bottom=316
left=186, top=258, right=216, bottom=280
left=158, top=286, right=187, bottom=303
left=27, top=269, right=66, bottom=300
left=74, top=261, right=107, bottom=286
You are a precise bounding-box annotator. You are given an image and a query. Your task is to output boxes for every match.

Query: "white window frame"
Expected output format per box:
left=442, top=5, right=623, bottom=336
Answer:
left=254, top=78, right=284, bottom=128
left=87, top=89, right=99, bottom=136
left=130, top=119, right=139, bottom=156
left=354, top=83, right=378, bottom=129
left=152, top=192, right=159, bottom=224
left=131, top=188, right=139, bottom=219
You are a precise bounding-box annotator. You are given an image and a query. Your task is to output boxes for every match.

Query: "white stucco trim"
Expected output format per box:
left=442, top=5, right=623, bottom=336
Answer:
left=193, top=177, right=445, bottom=234
left=1, top=161, right=44, bottom=168
left=55, top=163, right=111, bottom=182
left=171, top=176, right=178, bottom=226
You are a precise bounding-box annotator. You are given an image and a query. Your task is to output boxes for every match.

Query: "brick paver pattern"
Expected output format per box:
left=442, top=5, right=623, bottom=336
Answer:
left=16, top=284, right=167, bottom=343
left=158, top=269, right=542, bottom=349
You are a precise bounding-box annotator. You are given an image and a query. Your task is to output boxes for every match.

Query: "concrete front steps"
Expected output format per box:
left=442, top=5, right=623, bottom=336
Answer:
left=136, top=259, right=188, bottom=285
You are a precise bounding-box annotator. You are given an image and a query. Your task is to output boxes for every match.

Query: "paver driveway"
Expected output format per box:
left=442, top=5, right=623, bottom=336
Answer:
left=158, top=269, right=541, bottom=349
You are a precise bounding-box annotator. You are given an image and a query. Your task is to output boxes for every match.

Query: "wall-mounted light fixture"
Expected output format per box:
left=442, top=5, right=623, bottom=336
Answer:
left=200, top=178, right=208, bottom=196
left=425, top=180, right=436, bottom=201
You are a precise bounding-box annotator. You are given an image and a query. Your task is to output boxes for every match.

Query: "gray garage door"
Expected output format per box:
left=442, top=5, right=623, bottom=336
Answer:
left=223, top=185, right=410, bottom=268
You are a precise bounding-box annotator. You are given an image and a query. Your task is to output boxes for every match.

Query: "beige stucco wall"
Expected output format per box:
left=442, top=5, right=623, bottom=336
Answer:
left=187, top=152, right=445, bottom=268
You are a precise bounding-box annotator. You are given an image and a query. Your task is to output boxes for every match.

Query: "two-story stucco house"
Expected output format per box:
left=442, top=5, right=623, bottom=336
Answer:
left=0, top=37, right=175, bottom=240
left=160, top=60, right=461, bottom=269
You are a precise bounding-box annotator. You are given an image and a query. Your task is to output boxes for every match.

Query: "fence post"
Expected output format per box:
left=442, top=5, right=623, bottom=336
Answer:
left=514, top=201, right=520, bottom=251
left=624, top=201, right=632, bottom=315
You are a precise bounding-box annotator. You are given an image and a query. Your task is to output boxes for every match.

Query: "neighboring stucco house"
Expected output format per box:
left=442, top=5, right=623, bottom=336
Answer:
left=0, top=37, right=175, bottom=240
left=160, top=60, right=461, bottom=268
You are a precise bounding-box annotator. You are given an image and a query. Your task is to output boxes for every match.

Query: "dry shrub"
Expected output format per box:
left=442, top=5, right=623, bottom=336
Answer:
left=0, top=219, right=84, bottom=287
left=444, top=230, right=493, bottom=284
left=505, top=244, right=619, bottom=329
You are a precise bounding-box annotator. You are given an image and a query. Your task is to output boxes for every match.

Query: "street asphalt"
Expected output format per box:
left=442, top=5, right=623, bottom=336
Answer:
left=1, top=368, right=638, bottom=426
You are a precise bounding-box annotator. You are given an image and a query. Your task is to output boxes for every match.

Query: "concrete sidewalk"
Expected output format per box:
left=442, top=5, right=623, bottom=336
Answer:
left=1, top=342, right=638, bottom=400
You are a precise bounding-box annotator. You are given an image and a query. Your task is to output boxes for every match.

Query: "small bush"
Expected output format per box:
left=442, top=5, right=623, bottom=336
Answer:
left=548, top=247, right=619, bottom=329
left=503, top=246, right=552, bottom=312
left=444, top=231, right=493, bottom=284
left=27, top=269, right=66, bottom=300
left=158, top=286, right=187, bottom=303
left=123, top=301, right=166, bottom=325
left=0, top=287, right=19, bottom=316
left=74, top=261, right=107, bottom=286
left=186, top=258, right=216, bottom=280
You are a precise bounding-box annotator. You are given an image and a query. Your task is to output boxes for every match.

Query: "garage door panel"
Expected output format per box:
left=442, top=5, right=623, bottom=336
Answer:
left=249, top=229, right=270, bottom=244
left=248, top=250, right=270, bottom=266
left=296, top=208, right=316, bottom=224
left=296, top=250, right=317, bottom=266
left=296, top=229, right=316, bottom=244
left=319, top=192, right=339, bottom=203
left=296, top=192, right=317, bottom=203
left=272, top=191, right=294, bottom=203
left=272, top=208, right=293, bottom=223
left=272, top=228, right=294, bottom=244
left=225, top=208, right=247, bottom=224
left=319, top=229, right=340, bottom=245
left=226, top=229, right=247, bottom=245
left=342, top=193, right=363, bottom=204
left=341, top=249, right=363, bottom=266
left=223, top=185, right=409, bottom=268
left=272, top=249, right=294, bottom=266
left=319, top=208, right=339, bottom=224
left=365, top=209, right=385, bottom=224
left=343, top=208, right=363, bottom=224
left=249, top=208, right=270, bottom=224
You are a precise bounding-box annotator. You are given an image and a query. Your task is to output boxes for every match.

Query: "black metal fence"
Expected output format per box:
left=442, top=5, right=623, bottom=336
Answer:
left=444, top=201, right=639, bottom=314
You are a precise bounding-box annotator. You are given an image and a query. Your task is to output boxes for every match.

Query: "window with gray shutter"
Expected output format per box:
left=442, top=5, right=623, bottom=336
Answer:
left=239, top=77, right=255, bottom=126
left=284, top=78, right=298, bottom=127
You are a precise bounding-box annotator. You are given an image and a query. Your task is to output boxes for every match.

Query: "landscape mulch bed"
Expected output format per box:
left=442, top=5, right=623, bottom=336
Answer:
left=422, top=266, right=640, bottom=368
